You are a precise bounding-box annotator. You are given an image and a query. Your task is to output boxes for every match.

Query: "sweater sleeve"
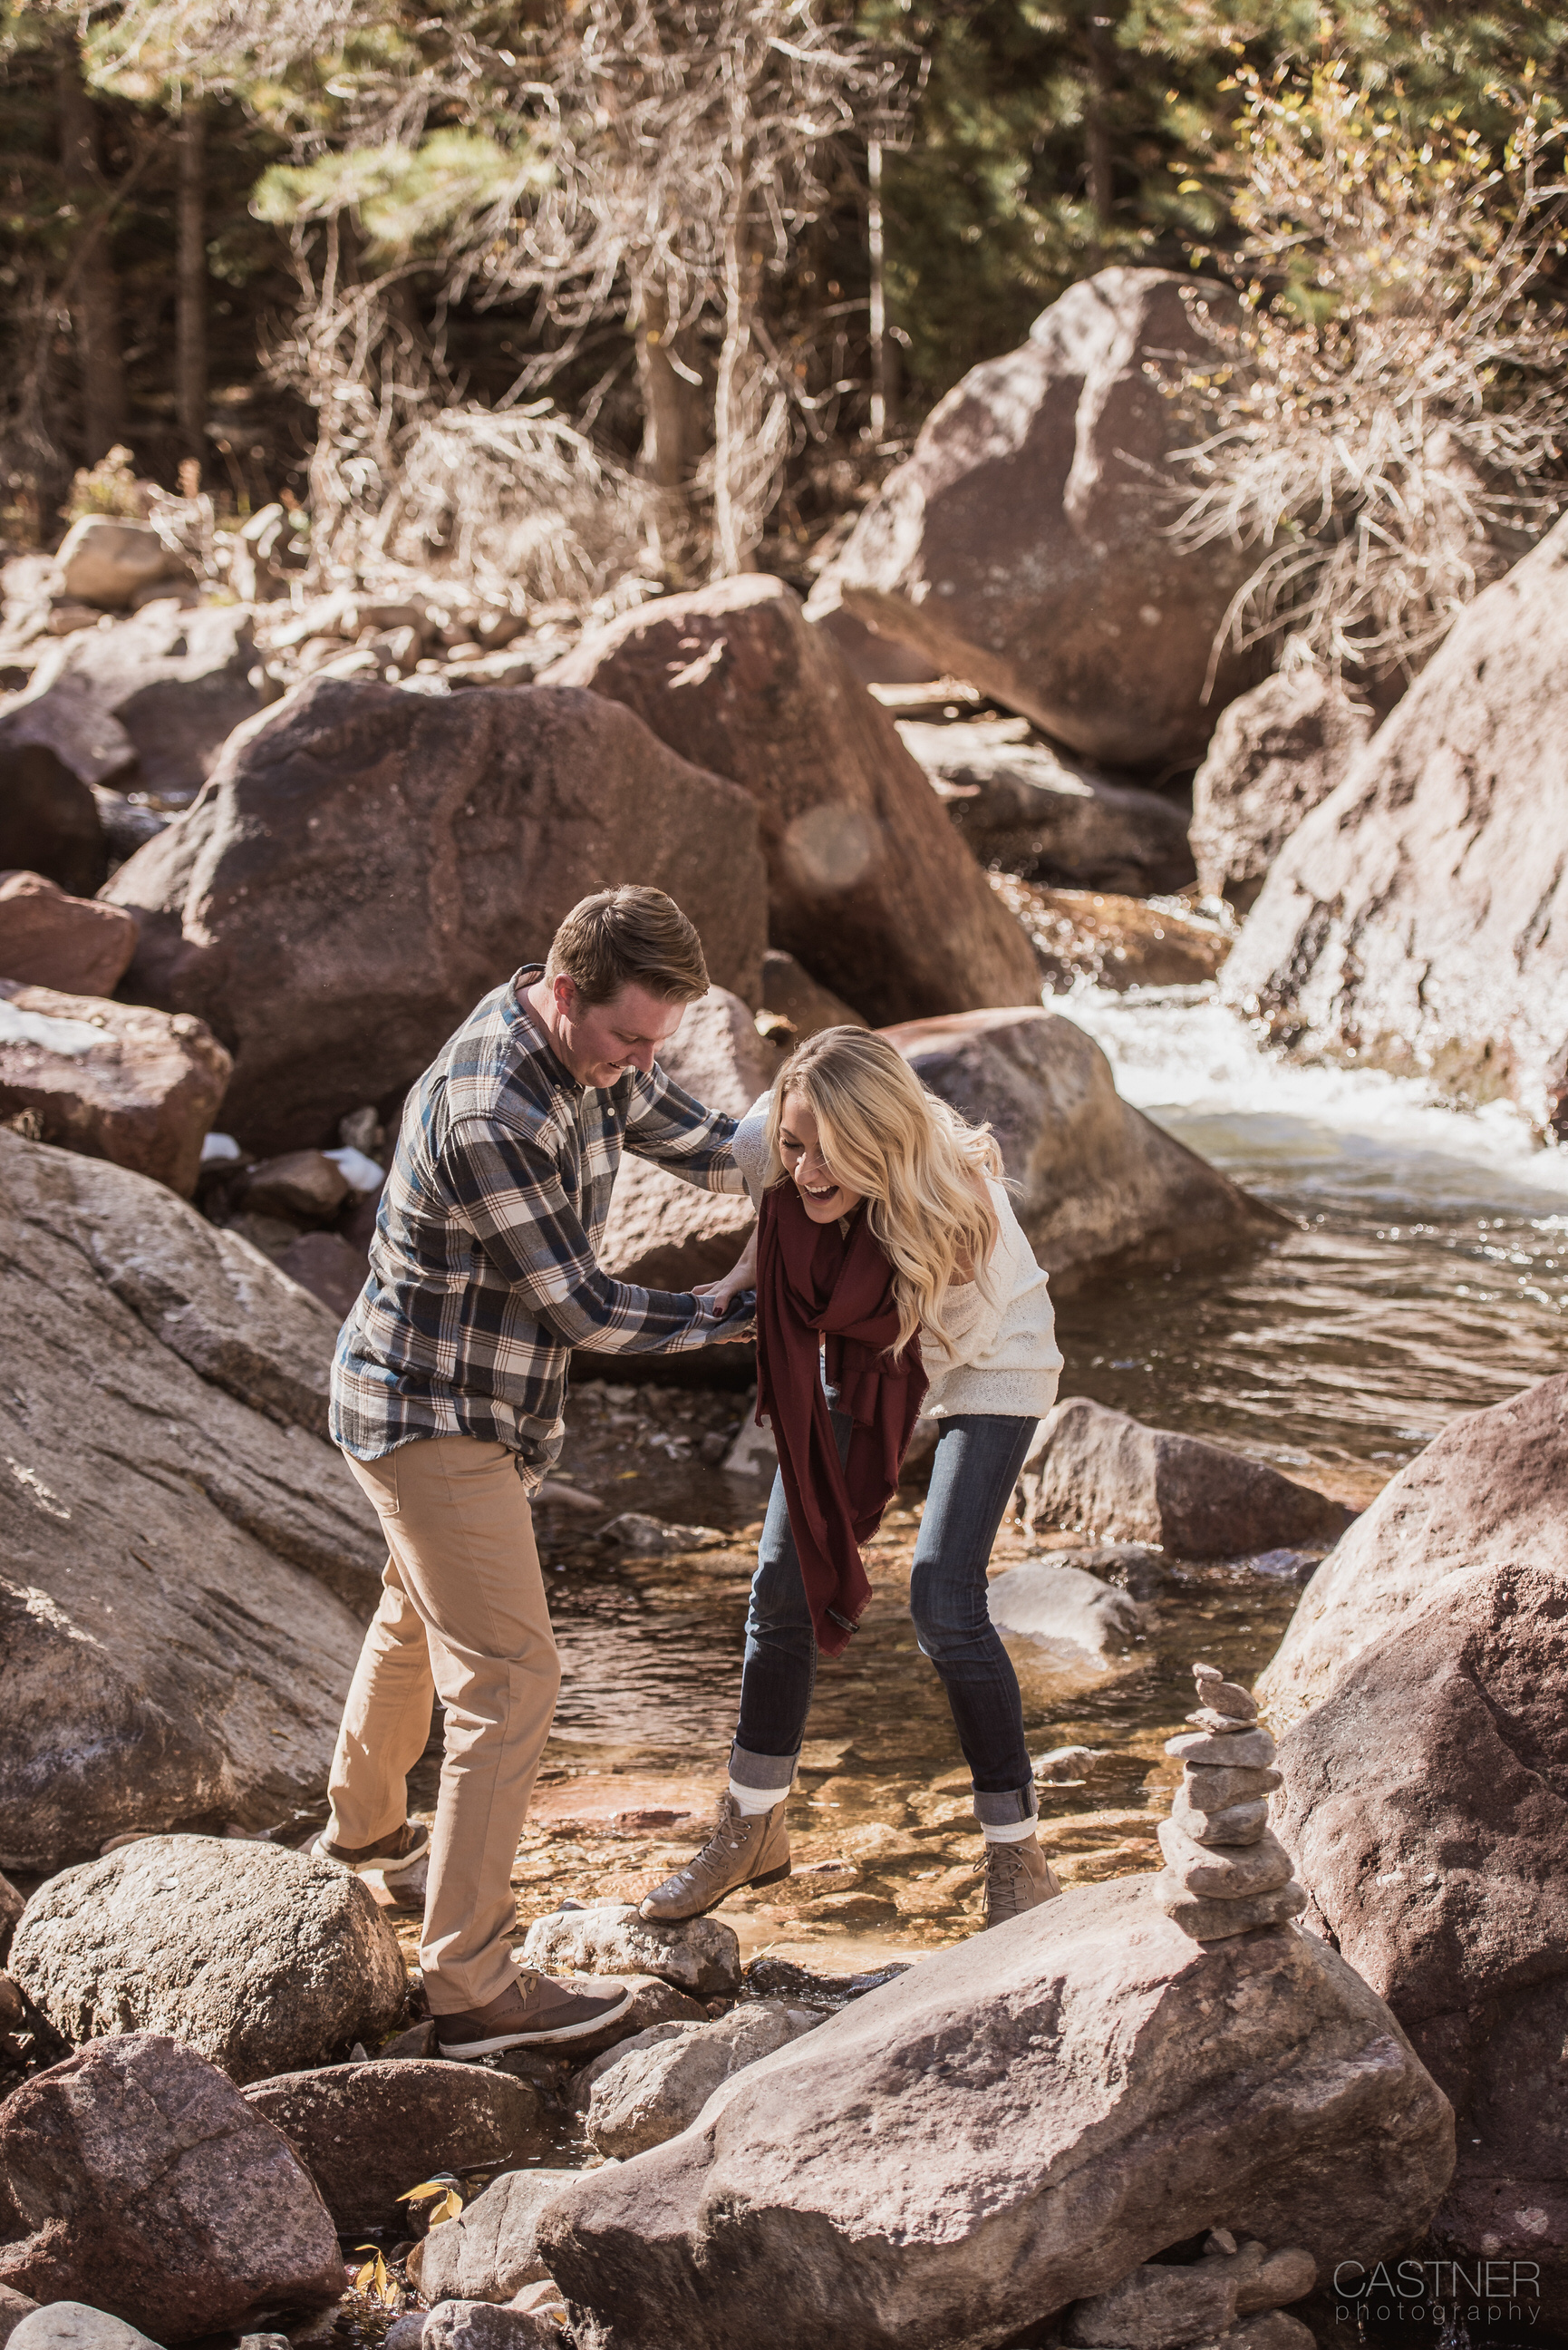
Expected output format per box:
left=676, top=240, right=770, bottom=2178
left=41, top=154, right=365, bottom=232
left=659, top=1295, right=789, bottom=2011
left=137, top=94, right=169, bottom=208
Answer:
left=729, top=1090, right=775, bottom=1212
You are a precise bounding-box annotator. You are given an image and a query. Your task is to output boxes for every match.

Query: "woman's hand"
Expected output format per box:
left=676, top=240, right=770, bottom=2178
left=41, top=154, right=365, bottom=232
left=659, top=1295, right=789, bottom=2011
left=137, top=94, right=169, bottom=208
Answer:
left=694, top=1225, right=758, bottom=1317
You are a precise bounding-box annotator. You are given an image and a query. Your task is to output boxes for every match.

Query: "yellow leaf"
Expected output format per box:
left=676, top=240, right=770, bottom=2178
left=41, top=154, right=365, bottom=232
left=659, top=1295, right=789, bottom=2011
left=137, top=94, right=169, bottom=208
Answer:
left=398, top=2180, right=455, bottom=2204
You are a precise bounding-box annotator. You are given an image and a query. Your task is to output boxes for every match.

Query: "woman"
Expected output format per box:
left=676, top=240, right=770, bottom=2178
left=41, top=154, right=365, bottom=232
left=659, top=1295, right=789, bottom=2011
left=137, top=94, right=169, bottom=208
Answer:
left=639, top=1025, right=1065, bottom=1934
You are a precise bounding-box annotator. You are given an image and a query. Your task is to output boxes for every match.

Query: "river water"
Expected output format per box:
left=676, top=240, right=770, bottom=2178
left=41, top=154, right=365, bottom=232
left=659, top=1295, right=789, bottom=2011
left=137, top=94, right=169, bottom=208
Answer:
left=495, top=981, right=1568, bottom=1968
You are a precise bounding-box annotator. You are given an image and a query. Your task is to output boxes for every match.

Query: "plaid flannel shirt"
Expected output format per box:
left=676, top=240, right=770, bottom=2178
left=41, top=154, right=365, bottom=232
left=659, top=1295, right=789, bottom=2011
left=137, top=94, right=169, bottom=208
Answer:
left=330, top=968, right=749, bottom=1466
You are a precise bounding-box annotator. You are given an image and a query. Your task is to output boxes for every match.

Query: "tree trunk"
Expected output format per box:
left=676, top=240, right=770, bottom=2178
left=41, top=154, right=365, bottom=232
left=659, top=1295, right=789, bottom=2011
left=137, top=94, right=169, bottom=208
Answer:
left=635, top=283, right=701, bottom=490
left=56, top=41, right=127, bottom=462
left=176, top=101, right=208, bottom=466
left=1084, top=5, right=1118, bottom=263
left=866, top=137, right=895, bottom=442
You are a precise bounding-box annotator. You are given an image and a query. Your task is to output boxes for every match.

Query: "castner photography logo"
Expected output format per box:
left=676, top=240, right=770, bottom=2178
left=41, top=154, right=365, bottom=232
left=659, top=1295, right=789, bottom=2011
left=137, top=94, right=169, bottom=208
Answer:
left=1334, top=2260, right=1543, bottom=2329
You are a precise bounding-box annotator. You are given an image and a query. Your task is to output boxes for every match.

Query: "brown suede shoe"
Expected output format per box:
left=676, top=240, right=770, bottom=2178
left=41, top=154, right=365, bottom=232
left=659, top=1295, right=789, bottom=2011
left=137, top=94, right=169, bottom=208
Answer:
left=638, top=1792, right=790, bottom=1923
left=435, top=1970, right=634, bottom=2058
left=982, top=1831, right=1062, bottom=1930
left=310, top=1821, right=430, bottom=1879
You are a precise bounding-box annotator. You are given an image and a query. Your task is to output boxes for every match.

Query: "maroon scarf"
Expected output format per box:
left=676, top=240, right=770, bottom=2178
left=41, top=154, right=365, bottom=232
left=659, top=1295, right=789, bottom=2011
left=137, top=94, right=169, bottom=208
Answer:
left=754, top=1180, right=927, bottom=1657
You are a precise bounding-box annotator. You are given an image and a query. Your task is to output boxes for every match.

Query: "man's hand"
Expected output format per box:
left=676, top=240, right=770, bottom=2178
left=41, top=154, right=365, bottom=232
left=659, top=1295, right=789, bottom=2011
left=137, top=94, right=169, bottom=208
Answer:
left=693, top=1225, right=758, bottom=1317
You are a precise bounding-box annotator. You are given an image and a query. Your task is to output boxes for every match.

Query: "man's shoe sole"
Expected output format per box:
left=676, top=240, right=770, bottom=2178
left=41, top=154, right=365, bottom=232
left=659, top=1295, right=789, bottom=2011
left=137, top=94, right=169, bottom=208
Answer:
left=435, top=1984, right=635, bottom=2059
left=309, top=1828, right=431, bottom=1880
left=637, top=1858, right=791, bottom=1926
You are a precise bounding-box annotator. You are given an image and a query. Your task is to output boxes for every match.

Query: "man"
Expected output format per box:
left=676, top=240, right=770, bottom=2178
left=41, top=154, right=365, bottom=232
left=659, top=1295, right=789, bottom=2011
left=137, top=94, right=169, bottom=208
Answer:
left=317, top=886, right=754, bottom=2059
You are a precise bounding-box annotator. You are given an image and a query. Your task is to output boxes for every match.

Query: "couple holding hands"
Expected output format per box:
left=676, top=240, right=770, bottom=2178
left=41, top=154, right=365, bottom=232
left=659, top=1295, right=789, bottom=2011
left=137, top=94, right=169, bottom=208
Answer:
left=318, top=886, right=1063, bottom=2060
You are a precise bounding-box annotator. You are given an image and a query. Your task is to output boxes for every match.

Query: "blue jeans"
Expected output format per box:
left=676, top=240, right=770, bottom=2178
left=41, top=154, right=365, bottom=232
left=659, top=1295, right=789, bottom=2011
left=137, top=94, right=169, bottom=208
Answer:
left=731, top=1412, right=1039, bottom=1827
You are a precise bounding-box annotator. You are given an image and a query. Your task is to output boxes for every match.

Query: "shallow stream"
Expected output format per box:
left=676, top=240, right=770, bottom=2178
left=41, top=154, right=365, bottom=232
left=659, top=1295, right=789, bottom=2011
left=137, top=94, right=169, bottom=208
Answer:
left=399, top=982, right=1568, bottom=1978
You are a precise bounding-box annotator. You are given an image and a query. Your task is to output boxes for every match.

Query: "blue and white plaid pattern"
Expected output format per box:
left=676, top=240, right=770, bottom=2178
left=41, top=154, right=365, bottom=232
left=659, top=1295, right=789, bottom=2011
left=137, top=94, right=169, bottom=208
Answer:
left=330, top=969, right=746, bottom=1464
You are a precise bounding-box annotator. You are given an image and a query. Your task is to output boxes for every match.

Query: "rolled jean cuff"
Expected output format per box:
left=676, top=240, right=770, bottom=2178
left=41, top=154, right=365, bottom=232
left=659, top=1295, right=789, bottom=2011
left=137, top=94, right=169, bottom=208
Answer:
left=973, top=1782, right=1039, bottom=1828
left=729, top=1740, right=798, bottom=1793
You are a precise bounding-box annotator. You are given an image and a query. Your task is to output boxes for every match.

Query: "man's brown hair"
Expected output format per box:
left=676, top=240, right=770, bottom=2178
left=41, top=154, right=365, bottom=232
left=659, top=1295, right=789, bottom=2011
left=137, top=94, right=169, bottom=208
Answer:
left=544, top=887, right=710, bottom=1007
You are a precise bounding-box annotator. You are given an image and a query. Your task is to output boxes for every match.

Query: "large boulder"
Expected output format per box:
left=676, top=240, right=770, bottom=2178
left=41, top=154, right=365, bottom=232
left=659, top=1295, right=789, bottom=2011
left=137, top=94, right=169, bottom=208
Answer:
left=542, top=574, right=1040, bottom=1024
left=243, top=2060, right=550, bottom=2229
left=1190, top=671, right=1374, bottom=914
left=0, top=1127, right=382, bottom=1866
left=8, top=1834, right=407, bottom=2083
left=881, top=1006, right=1284, bottom=1285
left=806, top=269, right=1259, bottom=772
left=537, top=1874, right=1453, bottom=2350
left=0, top=979, right=230, bottom=1197
left=43, top=604, right=277, bottom=805
left=578, top=2001, right=825, bottom=2158
left=897, top=720, right=1195, bottom=897
left=1222, top=515, right=1568, bottom=1131
left=0, top=871, right=139, bottom=995
left=103, top=676, right=769, bottom=1152
left=1257, top=1375, right=1568, bottom=1733
left=0, top=2033, right=345, bottom=2340
left=1030, top=1397, right=1352, bottom=1558
left=1273, top=1562, right=1568, bottom=2319
left=597, top=986, right=779, bottom=1293
left=984, top=1559, right=1141, bottom=1667
left=53, top=519, right=180, bottom=611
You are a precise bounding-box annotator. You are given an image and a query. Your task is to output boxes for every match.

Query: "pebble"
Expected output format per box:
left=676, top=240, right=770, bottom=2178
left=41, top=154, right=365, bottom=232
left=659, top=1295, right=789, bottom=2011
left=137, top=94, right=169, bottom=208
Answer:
left=1165, top=1725, right=1277, bottom=1770
left=1169, top=1790, right=1271, bottom=1848
left=1181, top=1763, right=1282, bottom=1811
left=1157, top=1819, right=1293, bottom=1898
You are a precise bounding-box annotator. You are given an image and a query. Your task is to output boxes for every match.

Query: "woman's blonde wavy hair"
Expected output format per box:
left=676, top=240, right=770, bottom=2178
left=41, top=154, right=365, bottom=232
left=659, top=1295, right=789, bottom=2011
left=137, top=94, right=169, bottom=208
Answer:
left=764, top=1026, right=1003, bottom=1359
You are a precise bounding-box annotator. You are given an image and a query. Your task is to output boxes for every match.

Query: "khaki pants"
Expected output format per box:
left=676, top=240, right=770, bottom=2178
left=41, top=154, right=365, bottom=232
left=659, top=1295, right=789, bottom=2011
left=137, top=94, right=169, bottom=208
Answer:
left=327, top=1433, right=560, bottom=2015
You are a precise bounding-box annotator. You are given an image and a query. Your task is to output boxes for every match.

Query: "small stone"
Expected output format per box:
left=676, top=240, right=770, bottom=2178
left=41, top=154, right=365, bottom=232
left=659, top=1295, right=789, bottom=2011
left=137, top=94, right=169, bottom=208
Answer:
left=7, top=2310, right=159, bottom=2350
left=1157, top=1818, right=1293, bottom=1899
left=1239, top=2247, right=1318, bottom=2314
left=600, top=1512, right=729, bottom=1556
left=1205, top=2229, right=1238, bottom=2257
left=578, top=2002, right=826, bottom=2160
left=1187, top=1706, right=1260, bottom=1734
left=244, top=1150, right=352, bottom=1220
left=1065, top=2258, right=1239, bottom=2346
left=1166, top=1725, right=1277, bottom=1770
left=413, top=2168, right=582, bottom=2305
left=1182, top=1763, right=1282, bottom=1811
left=1169, top=1788, right=1271, bottom=1848
left=519, top=1901, right=740, bottom=1998
left=1227, top=2316, right=1316, bottom=2350
left=1191, top=1665, right=1258, bottom=1720
left=421, top=2301, right=561, bottom=2350
left=1152, top=1872, right=1307, bottom=1939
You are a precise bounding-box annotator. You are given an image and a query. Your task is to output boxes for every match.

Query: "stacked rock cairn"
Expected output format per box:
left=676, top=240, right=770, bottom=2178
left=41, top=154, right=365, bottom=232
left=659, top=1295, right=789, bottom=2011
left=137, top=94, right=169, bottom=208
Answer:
left=1154, top=1662, right=1305, bottom=1939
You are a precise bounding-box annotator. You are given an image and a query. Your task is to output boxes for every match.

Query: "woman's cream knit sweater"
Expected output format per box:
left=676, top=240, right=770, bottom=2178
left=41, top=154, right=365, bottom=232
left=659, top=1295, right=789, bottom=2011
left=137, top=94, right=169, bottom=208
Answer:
left=732, top=1107, right=1060, bottom=1423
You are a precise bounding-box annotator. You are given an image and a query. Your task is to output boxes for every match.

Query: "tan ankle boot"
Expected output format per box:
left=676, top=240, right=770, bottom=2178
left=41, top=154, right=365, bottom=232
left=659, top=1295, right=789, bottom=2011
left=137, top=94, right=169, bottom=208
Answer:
left=638, top=1792, right=791, bottom=1923
left=982, top=1831, right=1062, bottom=1930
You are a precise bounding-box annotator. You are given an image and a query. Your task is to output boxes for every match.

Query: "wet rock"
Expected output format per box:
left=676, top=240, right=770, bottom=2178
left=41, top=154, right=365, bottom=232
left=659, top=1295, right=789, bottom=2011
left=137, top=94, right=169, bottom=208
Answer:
left=1029, top=1397, right=1351, bottom=1555
left=998, top=879, right=1231, bottom=993
left=1258, top=1374, right=1568, bottom=1732
left=10, top=1834, right=406, bottom=2083
left=242, top=2060, right=549, bottom=2229
left=45, top=605, right=277, bottom=804
left=5, top=2310, right=152, bottom=2350
left=1191, top=670, right=1374, bottom=914
left=519, top=1902, right=740, bottom=1999
left=411, top=2170, right=584, bottom=2304
left=985, top=1559, right=1141, bottom=1665
left=0, top=2292, right=36, bottom=2350
left=420, top=2301, right=560, bottom=2350
left=543, top=573, right=1039, bottom=1024
left=597, top=985, right=776, bottom=1294
left=1273, top=1559, right=1568, bottom=2321
left=104, top=676, right=767, bottom=1153
left=0, top=1873, right=23, bottom=1961
left=601, top=1513, right=729, bottom=1556
left=808, top=268, right=1259, bottom=771
left=537, top=1873, right=1453, bottom=2350
left=0, top=2032, right=345, bottom=2341
left=0, top=1129, right=379, bottom=1866
left=0, top=979, right=231, bottom=1197
left=882, top=1008, right=1284, bottom=1287
left=899, top=721, right=1195, bottom=897
left=0, top=872, right=139, bottom=996
left=1222, top=511, right=1568, bottom=1130
left=759, top=949, right=868, bottom=1043
left=54, top=519, right=179, bottom=610
left=578, top=2001, right=826, bottom=2159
